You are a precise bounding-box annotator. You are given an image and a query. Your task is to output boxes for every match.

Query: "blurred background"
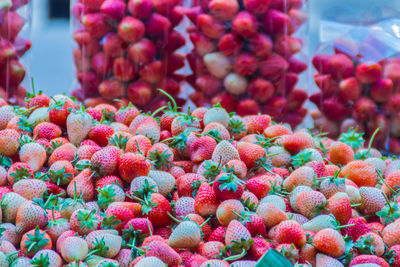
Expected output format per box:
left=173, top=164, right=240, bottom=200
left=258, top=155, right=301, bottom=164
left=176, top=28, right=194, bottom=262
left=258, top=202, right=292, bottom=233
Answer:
left=31, top=0, right=72, bottom=94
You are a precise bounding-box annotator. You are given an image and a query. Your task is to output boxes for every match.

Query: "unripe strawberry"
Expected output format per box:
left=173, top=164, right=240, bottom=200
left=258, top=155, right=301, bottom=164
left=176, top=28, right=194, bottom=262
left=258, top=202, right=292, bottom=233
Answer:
left=204, top=52, right=232, bottom=79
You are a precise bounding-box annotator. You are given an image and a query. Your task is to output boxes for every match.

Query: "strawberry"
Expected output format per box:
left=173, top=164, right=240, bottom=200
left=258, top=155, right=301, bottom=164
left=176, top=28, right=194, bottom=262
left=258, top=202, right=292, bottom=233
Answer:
left=216, top=199, right=244, bottom=226
left=33, top=122, right=62, bottom=140
left=66, top=169, right=95, bottom=202
left=175, top=197, right=195, bottom=218
left=296, top=190, right=327, bottom=219
left=355, top=232, right=385, bottom=256
left=147, top=170, right=175, bottom=196
left=169, top=220, right=202, bottom=248
left=88, top=124, right=115, bottom=147
left=359, top=187, right=386, bottom=215
left=228, top=115, right=248, bottom=140
left=15, top=200, right=48, bottom=234
left=349, top=255, right=389, bottom=267
left=341, top=217, right=372, bottom=241
left=203, top=105, right=230, bottom=127
left=313, top=228, right=345, bottom=258
left=249, top=237, right=274, bottom=260
left=225, top=220, right=253, bottom=254
left=19, top=141, right=46, bottom=172
left=119, top=152, right=150, bottom=183
left=273, top=220, right=306, bottom=248
left=48, top=97, right=75, bottom=127
left=190, top=135, right=217, bottom=163
left=243, top=114, right=271, bottom=134
left=194, top=182, right=220, bottom=217
left=66, top=105, right=93, bottom=145
left=212, top=140, right=240, bottom=166
left=278, top=131, right=315, bottom=154
left=316, top=253, right=344, bottom=266
left=91, top=146, right=121, bottom=177
left=213, top=172, right=244, bottom=201
left=7, top=162, right=34, bottom=185
left=144, top=241, right=182, bottom=266
left=48, top=143, right=77, bottom=167
left=147, top=142, right=174, bottom=170
left=382, top=221, right=400, bottom=247
left=20, top=226, right=52, bottom=257
left=1, top=192, right=27, bottom=223
left=328, top=141, right=354, bottom=166
left=85, top=230, right=122, bottom=258
left=31, top=249, right=63, bottom=267
left=129, top=115, right=161, bottom=143
left=141, top=193, right=172, bottom=227
left=198, top=241, right=224, bottom=259
left=13, top=179, right=46, bottom=200
left=246, top=174, right=280, bottom=199
left=59, top=236, right=88, bottom=263
left=327, top=192, right=352, bottom=225
left=339, top=160, right=377, bottom=187
left=283, top=166, right=315, bottom=191
left=69, top=208, right=99, bottom=235
left=256, top=202, right=287, bottom=228
left=237, top=141, right=267, bottom=169
left=209, top=226, right=226, bottom=243
left=126, top=134, right=152, bottom=155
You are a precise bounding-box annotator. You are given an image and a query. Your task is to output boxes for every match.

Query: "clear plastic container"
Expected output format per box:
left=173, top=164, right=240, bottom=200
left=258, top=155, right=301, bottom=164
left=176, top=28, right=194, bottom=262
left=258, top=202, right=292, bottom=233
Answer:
left=0, top=0, right=32, bottom=105
left=309, top=0, right=400, bottom=153
left=185, top=0, right=309, bottom=129
left=70, top=0, right=188, bottom=112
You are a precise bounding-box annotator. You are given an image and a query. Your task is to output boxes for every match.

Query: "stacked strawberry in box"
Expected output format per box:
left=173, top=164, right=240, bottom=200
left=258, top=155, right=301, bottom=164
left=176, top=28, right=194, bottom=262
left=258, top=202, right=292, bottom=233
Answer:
left=0, top=0, right=31, bottom=105
left=310, top=41, right=400, bottom=154
left=1, top=88, right=400, bottom=266
left=185, top=0, right=308, bottom=129
left=71, top=0, right=187, bottom=111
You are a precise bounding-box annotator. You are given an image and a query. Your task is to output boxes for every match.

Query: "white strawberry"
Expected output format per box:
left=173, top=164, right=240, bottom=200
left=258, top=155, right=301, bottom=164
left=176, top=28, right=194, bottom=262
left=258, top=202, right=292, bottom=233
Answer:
left=67, top=105, right=93, bottom=145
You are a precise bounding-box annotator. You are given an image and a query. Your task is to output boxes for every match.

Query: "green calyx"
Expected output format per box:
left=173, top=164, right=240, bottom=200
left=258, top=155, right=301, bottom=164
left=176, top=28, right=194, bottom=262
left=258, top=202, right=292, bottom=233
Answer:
left=24, top=227, right=50, bottom=254
left=292, top=150, right=313, bottom=168
left=30, top=253, right=50, bottom=267
left=97, top=185, right=117, bottom=209
left=47, top=167, right=72, bottom=186
left=76, top=209, right=99, bottom=230
left=228, top=118, right=246, bottom=134
left=108, top=134, right=129, bottom=151
left=148, top=149, right=172, bottom=170
left=339, top=128, right=365, bottom=150
left=217, top=173, right=244, bottom=193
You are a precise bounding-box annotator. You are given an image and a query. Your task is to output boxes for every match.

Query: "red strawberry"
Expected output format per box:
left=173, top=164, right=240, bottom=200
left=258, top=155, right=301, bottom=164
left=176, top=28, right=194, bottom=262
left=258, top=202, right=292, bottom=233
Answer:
left=213, top=172, right=244, bottom=201
left=141, top=193, right=172, bottom=227
left=88, top=124, right=115, bottom=147
left=48, top=97, right=75, bottom=127
left=194, top=182, right=220, bottom=217
left=119, top=152, right=150, bottom=183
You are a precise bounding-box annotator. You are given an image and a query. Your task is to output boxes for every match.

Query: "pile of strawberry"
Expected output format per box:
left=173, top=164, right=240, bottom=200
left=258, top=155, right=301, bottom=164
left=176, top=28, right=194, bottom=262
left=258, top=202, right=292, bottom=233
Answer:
left=71, top=0, right=187, bottom=111
left=0, top=0, right=31, bottom=104
left=310, top=41, right=400, bottom=154
left=1, top=88, right=400, bottom=266
left=185, top=0, right=308, bottom=129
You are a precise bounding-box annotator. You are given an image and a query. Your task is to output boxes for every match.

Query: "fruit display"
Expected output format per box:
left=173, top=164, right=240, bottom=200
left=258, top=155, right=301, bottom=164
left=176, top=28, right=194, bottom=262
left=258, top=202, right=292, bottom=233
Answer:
left=0, top=0, right=31, bottom=105
left=70, top=0, right=188, bottom=111
left=0, top=88, right=399, bottom=266
left=185, top=0, right=308, bottom=129
left=310, top=39, right=400, bottom=154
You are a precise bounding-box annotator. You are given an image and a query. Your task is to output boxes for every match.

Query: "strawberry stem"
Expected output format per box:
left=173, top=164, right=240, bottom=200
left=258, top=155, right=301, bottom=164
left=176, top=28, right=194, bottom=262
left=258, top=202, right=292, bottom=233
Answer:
left=167, top=212, right=182, bottom=224
left=350, top=203, right=362, bottom=207
left=223, top=248, right=247, bottom=261
left=158, top=88, right=177, bottom=111
left=377, top=171, right=397, bottom=194
left=336, top=223, right=355, bottom=230
left=151, top=105, right=167, bottom=118
left=146, top=219, right=153, bottom=236
left=199, top=217, right=211, bottom=228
